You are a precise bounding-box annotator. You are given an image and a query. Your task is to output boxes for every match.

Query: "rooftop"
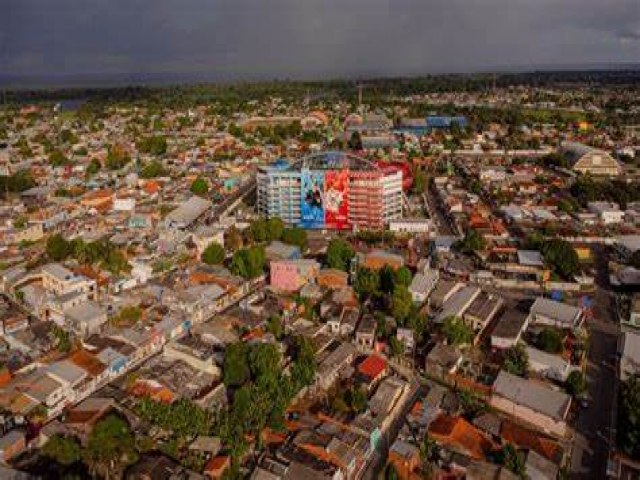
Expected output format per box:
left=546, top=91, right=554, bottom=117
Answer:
left=493, top=371, right=571, bottom=421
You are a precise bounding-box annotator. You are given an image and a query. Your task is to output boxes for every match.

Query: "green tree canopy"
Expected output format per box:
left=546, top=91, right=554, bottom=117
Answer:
left=137, top=135, right=167, bottom=156
left=41, top=434, right=82, bottom=466
left=503, top=343, right=529, bottom=377
left=190, top=176, right=209, bottom=196
left=266, top=217, right=284, bottom=242
left=201, top=242, right=225, bottom=265
left=347, top=386, right=368, bottom=413
left=86, top=158, right=101, bottom=176
left=354, top=267, right=380, bottom=300
left=442, top=316, right=474, bottom=345
left=541, top=239, right=579, bottom=280
left=249, top=219, right=269, bottom=243
left=394, top=266, right=413, bottom=287
left=458, top=229, right=486, bottom=253
left=281, top=227, right=307, bottom=250
left=230, top=246, right=266, bottom=279
left=500, top=443, right=526, bottom=478
left=223, top=342, right=250, bottom=388
left=618, top=375, right=640, bottom=460
left=46, top=233, right=73, bottom=261
left=392, top=286, right=413, bottom=322
left=379, top=265, right=396, bottom=294
left=348, top=131, right=363, bottom=150
left=266, top=315, right=284, bottom=340
left=565, top=371, right=587, bottom=397
left=139, top=160, right=167, bottom=178
left=105, top=144, right=131, bottom=170
left=83, top=414, right=138, bottom=478
left=326, top=238, right=355, bottom=271
left=49, top=149, right=70, bottom=167
left=537, top=328, right=564, bottom=353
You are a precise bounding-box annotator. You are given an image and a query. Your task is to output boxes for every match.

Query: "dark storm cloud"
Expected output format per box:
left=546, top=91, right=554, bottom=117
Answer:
left=2, top=0, right=639, bottom=81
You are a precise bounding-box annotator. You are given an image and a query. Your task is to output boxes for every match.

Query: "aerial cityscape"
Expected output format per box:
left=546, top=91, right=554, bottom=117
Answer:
left=2, top=3, right=640, bottom=480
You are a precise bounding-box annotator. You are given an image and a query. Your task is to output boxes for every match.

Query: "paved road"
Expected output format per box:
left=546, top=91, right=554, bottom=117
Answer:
left=571, top=245, right=619, bottom=479
left=424, top=186, right=456, bottom=237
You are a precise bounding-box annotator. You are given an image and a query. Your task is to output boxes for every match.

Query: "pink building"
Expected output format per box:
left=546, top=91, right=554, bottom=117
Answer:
left=270, top=260, right=320, bottom=292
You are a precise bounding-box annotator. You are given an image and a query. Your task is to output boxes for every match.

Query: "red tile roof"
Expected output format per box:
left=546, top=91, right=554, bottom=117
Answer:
left=428, top=414, right=496, bottom=460
left=358, top=354, right=387, bottom=379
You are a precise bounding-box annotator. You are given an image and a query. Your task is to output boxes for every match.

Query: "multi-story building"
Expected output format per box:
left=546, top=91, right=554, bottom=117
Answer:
left=257, top=152, right=403, bottom=230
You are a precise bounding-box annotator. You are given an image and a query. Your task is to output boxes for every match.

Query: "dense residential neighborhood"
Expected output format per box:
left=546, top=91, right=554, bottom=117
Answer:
left=0, top=72, right=638, bottom=479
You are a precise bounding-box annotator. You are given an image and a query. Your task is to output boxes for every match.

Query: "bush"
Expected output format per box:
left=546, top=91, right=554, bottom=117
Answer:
left=503, top=343, right=529, bottom=377
left=201, top=242, right=225, bottom=265
left=565, top=371, right=587, bottom=396
left=190, top=176, right=209, bottom=196
left=326, top=238, right=355, bottom=271
left=537, top=328, right=564, bottom=353
left=281, top=227, right=307, bottom=250
left=442, top=316, right=474, bottom=345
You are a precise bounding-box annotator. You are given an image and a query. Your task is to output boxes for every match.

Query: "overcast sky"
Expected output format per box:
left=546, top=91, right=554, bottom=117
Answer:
left=2, top=0, right=639, bottom=82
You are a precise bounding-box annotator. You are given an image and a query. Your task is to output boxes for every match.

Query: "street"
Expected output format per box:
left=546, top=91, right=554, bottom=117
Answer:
left=570, top=249, right=619, bottom=479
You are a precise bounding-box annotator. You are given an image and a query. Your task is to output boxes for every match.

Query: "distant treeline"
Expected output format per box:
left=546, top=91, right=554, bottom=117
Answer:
left=4, top=69, right=640, bottom=106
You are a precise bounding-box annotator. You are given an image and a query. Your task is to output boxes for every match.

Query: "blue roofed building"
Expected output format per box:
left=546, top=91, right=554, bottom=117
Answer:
left=426, top=116, right=468, bottom=131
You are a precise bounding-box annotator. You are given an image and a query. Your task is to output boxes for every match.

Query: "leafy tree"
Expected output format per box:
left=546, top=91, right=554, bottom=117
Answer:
left=0, top=170, right=36, bottom=194
left=266, top=315, right=284, bottom=340
left=394, top=266, right=413, bottom=287
left=537, top=328, right=564, bottom=353
left=347, top=386, right=368, bottom=413
left=201, top=242, right=225, bottom=265
left=137, top=135, right=167, bottom=155
left=266, top=217, right=284, bottom=241
left=389, top=336, right=405, bottom=357
left=249, top=219, right=269, bottom=242
left=442, top=316, right=474, bottom=345
left=412, top=168, right=427, bottom=194
left=348, top=131, right=363, bottom=150
left=225, top=226, right=244, bottom=252
left=112, top=305, right=142, bottom=326
left=230, top=246, right=266, bottom=279
left=618, top=374, right=640, bottom=460
left=46, top=234, right=73, bottom=261
left=290, top=336, right=316, bottom=389
left=135, top=397, right=213, bottom=437
left=458, top=390, right=487, bottom=419
left=458, top=229, right=486, bottom=253
left=105, top=144, right=131, bottom=170
left=379, top=265, right=396, bottom=294
left=354, top=267, right=380, bottom=300
left=500, top=443, right=526, bottom=478
left=541, top=239, right=579, bottom=280
left=41, top=434, right=82, bottom=466
left=565, top=371, right=587, bottom=397
left=281, top=227, right=307, bottom=250
left=59, top=129, right=78, bottom=145
left=392, top=286, right=413, bottom=322
left=326, top=238, right=355, bottom=271
left=82, top=414, right=138, bottom=479
left=248, top=343, right=281, bottom=381
left=190, top=176, right=209, bottom=196
left=503, top=343, right=529, bottom=377
left=385, top=464, right=399, bottom=480
left=223, top=342, right=250, bottom=388
left=139, top=160, right=167, bottom=178
left=86, top=158, right=101, bottom=176
left=48, top=149, right=70, bottom=167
